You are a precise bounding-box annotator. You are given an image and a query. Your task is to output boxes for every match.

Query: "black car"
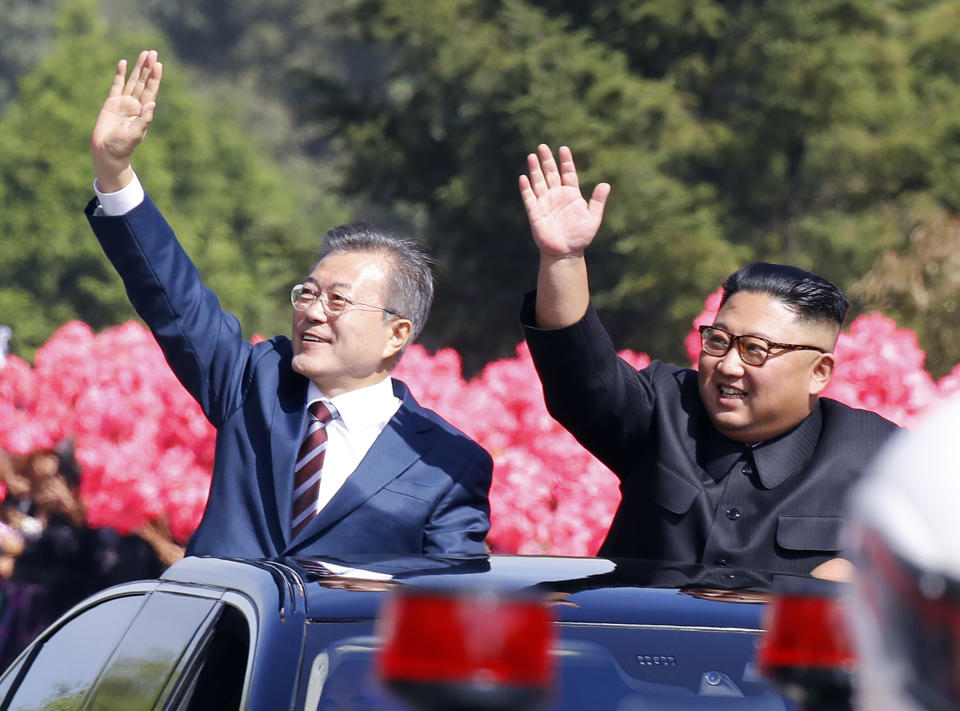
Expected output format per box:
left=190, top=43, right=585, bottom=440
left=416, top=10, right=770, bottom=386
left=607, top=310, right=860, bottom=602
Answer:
left=0, top=554, right=817, bottom=710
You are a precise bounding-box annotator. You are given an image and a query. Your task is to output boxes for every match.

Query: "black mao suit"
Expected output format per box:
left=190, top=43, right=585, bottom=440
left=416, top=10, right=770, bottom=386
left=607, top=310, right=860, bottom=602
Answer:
left=521, top=294, right=898, bottom=574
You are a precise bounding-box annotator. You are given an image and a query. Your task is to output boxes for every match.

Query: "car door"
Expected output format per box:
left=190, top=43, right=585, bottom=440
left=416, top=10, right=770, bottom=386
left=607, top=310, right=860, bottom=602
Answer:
left=0, top=591, right=149, bottom=710
left=0, top=586, right=253, bottom=711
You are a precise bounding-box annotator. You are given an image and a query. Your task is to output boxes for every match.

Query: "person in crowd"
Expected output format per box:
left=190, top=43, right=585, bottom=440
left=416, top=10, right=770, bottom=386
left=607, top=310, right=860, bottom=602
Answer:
left=0, top=441, right=165, bottom=668
left=845, top=396, right=960, bottom=711
left=85, top=51, right=492, bottom=559
left=517, top=144, right=897, bottom=576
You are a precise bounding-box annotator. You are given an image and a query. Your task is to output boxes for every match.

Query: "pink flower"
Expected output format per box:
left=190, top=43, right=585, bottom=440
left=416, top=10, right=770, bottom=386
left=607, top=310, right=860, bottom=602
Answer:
left=4, top=304, right=959, bottom=554
left=684, top=288, right=724, bottom=367
left=824, top=314, right=939, bottom=427
left=1, top=321, right=214, bottom=540
left=938, top=363, right=960, bottom=400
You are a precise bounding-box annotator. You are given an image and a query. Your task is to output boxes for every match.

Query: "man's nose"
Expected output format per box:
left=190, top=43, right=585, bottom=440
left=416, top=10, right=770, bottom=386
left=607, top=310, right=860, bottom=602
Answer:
left=716, top=345, right=745, bottom=375
left=302, top=299, right=328, bottom=322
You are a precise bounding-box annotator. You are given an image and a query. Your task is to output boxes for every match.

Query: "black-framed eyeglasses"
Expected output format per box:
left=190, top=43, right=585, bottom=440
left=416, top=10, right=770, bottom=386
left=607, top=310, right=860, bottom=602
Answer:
left=698, top=325, right=825, bottom=366
left=290, top=283, right=399, bottom=317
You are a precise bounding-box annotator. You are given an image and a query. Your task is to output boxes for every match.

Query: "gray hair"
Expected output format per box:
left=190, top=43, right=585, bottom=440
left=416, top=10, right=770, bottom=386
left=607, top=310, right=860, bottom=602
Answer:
left=317, top=223, right=435, bottom=359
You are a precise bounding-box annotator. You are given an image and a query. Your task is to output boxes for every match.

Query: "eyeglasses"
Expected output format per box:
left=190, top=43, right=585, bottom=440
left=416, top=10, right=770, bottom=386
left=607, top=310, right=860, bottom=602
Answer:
left=698, top=325, right=825, bottom=366
left=291, top=283, right=399, bottom=317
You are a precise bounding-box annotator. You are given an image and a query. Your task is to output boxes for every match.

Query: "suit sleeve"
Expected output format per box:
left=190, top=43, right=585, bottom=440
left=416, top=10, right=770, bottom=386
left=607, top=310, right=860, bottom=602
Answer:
left=422, top=444, right=493, bottom=557
left=85, top=193, right=253, bottom=425
left=520, top=290, right=658, bottom=477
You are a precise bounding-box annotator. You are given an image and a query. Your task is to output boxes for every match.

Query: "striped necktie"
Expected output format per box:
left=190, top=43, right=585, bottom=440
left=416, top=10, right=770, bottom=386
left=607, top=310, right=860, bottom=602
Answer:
left=292, top=401, right=334, bottom=538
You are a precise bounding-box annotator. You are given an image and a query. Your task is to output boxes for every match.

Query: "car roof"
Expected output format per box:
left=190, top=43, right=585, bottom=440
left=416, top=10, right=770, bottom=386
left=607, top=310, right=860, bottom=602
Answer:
left=159, top=555, right=830, bottom=629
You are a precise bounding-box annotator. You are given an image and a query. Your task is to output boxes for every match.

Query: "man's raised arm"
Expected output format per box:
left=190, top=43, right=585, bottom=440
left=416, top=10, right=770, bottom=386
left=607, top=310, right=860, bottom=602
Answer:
left=518, top=144, right=610, bottom=329
left=90, top=50, right=162, bottom=193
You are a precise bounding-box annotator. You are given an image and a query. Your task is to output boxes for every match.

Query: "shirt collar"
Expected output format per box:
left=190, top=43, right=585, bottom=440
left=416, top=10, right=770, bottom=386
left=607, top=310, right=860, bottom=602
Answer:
left=699, top=423, right=746, bottom=481
left=306, top=377, right=400, bottom=432
left=750, top=406, right=823, bottom=489
left=699, top=405, right=823, bottom=488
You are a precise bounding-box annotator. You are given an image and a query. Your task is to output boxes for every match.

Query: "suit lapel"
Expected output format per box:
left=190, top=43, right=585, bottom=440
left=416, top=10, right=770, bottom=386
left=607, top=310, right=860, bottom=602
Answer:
left=291, top=381, right=434, bottom=545
left=271, top=375, right=311, bottom=550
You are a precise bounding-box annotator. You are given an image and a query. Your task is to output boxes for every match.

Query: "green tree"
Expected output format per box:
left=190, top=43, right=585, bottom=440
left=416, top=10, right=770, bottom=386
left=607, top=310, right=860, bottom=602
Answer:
left=0, top=0, right=347, bottom=360
left=97, top=0, right=347, bottom=219
left=299, top=0, right=742, bottom=370
left=0, top=0, right=61, bottom=112
left=851, top=206, right=960, bottom=377
left=847, top=0, right=960, bottom=374
left=301, top=0, right=960, bottom=369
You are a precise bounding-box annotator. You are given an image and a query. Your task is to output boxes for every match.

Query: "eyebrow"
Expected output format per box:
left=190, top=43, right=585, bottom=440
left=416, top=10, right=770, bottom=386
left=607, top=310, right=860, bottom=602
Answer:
left=304, top=277, right=353, bottom=291
left=711, top=321, right=780, bottom=343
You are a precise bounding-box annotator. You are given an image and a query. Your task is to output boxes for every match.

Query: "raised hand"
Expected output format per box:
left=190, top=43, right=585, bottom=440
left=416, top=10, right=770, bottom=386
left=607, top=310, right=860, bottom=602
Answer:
left=90, top=50, right=163, bottom=192
left=518, top=144, right=610, bottom=259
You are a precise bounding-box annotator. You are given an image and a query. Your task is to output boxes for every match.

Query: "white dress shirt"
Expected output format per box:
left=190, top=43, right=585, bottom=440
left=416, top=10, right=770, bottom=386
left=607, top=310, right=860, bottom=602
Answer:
left=94, top=172, right=146, bottom=215
left=94, top=172, right=403, bottom=514
left=307, top=378, right=401, bottom=512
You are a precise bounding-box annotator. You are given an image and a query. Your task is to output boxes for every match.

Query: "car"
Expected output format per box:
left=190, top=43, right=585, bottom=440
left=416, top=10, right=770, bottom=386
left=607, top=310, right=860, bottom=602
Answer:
left=0, top=554, right=843, bottom=710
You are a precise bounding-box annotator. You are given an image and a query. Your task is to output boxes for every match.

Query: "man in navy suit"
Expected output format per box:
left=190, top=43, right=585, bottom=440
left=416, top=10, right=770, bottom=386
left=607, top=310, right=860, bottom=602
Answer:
left=85, top=51, right=491, bottom=558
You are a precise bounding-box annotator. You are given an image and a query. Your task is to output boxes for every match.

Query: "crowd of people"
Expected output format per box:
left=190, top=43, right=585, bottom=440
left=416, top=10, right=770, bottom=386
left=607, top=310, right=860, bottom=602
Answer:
left=0, top=440, right=181, bottom=667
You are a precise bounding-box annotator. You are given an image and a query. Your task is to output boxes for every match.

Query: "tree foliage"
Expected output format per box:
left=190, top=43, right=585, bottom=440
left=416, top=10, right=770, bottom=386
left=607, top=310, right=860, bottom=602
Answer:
left=0, top=0, right=347, bottom=360
left=851, top=207, right=960, bottom=377
left=4, top=0, right=960, bottom=372
left=297, top=0, right=960, bottom=369
left=0, top=0, right=60, bottom=112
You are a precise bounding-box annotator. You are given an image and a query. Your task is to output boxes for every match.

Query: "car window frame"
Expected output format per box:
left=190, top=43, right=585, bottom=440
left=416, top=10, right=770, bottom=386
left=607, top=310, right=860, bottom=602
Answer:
left=161, top=589, right=259, bottom=711
left=0, top=587, right=155, bottom=711
left=0, top=581, right=261, bottom=711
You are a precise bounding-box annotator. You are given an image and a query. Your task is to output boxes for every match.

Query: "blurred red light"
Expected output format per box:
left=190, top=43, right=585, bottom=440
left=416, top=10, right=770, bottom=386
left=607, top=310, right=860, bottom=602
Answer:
left=377, top=590, right=554, bottom=688
left=758, top=593, right=857, bottom=671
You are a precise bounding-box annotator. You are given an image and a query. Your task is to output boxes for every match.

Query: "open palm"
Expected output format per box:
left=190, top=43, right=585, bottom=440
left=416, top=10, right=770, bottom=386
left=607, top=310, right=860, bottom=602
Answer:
left=90, top=51, right=162, bottom=171
left=518, top=145, right=610, bottom=258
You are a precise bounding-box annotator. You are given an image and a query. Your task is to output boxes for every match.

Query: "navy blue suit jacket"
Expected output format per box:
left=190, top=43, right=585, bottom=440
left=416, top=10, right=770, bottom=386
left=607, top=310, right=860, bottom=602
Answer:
left=86, top=194, right=491, bottom=558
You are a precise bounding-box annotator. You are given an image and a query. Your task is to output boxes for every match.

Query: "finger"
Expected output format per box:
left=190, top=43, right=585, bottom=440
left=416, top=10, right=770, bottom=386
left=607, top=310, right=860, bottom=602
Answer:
left=588, top=183, right=611, bottom=220
left=140, top=61, right=163, bottom=108
left=557, top=145, right=580, bottom=189
left=130, top=51, right=156, bottom=100
left=518, top=175, right=539, bottom=216
left=537, top=144, right=562, bottom=188
left=140, top=100, right=157, bottom=125
left=108, top=60, right=127, bottom=98
left=123, top=50, right=149, bottom=96
left=526, top=152, right=548, bottom=197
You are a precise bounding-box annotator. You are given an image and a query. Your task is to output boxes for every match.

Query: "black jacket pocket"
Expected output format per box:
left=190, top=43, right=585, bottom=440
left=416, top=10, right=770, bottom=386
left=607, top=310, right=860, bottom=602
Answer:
left=776, top=515, right=843, bottom=552
left=653, top=463, right=701, bottom=515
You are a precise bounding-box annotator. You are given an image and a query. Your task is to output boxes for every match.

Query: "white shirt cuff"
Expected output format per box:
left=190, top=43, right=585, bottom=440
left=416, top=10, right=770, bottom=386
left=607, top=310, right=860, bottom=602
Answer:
left=94, top=171, right=145, bottom=216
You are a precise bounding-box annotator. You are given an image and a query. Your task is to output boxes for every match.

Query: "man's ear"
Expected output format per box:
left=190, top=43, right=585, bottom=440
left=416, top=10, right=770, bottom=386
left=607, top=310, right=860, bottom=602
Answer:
left=808, top=352, right=835, bottom=396
left=383, top=318, right=413, bottom=360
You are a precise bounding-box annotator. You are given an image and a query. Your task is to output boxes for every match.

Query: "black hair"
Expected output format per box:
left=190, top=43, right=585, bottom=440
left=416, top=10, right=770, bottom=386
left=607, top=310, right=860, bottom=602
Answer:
left=54, top=438, right=81, bottom=490
left=720, top=262, right=851, bottom=328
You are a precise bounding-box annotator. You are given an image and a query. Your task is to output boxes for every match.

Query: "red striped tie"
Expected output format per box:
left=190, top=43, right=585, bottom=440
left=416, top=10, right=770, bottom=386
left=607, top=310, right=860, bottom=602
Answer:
left=292, top=401, right=334, bottom=538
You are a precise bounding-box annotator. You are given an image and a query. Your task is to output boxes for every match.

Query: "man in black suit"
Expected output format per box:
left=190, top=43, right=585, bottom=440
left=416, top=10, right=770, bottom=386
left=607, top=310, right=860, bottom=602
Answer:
left=517, top=144, right=897, bottom=577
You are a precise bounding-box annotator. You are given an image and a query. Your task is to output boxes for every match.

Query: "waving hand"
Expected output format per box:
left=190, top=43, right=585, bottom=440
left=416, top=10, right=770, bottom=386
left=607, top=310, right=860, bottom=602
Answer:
left=90, top=50, right=163, bottom=192
left=518, top=144, right=610, bottom=259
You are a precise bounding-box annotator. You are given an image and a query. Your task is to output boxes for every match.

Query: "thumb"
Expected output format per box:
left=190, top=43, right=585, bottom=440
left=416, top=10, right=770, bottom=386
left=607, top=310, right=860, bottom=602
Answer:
left=588, top=182, right=611, bottom=221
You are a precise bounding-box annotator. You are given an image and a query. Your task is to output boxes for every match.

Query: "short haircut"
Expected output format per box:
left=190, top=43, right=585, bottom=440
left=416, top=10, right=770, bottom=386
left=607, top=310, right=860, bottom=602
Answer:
left=317, top=223, right=435, bottom=358
left=720, top=262, right=851, bottom=329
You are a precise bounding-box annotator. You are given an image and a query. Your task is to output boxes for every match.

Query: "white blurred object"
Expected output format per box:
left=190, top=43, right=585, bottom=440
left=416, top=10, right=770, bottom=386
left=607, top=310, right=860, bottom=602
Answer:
left=0, top=325, right=10, bottom=367
left=846, top=396, right=960, bottom=711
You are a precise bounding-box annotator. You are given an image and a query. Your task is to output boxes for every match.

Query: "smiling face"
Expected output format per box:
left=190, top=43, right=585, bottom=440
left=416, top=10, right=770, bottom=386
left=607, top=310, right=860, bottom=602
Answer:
left=697, top=291, right=838, bottom=443
left=291, top=251, right=412, bottom=397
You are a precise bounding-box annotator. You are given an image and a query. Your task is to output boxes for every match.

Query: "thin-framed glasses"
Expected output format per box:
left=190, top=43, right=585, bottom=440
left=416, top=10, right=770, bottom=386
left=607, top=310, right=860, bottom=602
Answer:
left=698, top=325, right=825, bottom=366
left=290, top=283, right=399, bottom=317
